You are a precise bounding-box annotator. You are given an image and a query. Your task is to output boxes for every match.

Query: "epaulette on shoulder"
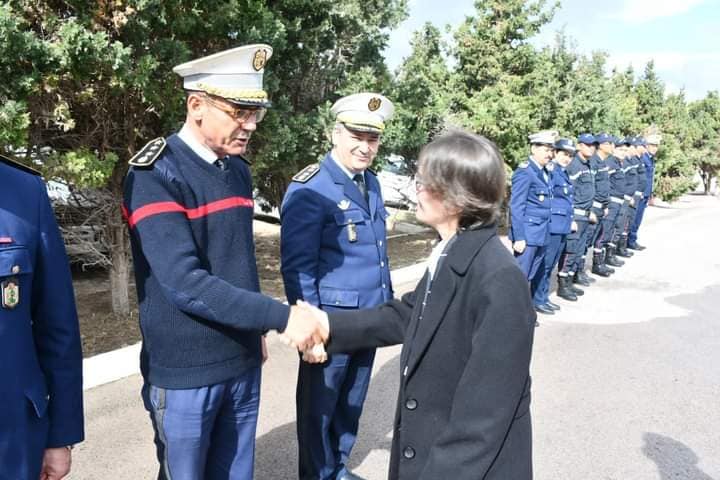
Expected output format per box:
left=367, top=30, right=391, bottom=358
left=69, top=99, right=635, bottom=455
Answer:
left=0, top=154, right=41, bottom=176
left=292, top=163, right=320, bottom=183
left=518, top=161, right=529, bottom=169
left=129, top=137, right=166, bottom=168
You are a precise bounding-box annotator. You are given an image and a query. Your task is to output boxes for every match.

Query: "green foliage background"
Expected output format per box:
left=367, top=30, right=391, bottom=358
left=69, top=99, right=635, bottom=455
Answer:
left=2, top=0, right=718, bottom=312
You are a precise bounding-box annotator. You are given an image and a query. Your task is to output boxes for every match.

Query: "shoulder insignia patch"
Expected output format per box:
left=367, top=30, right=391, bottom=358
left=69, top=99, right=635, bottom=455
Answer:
left=292, top=163, right=320, bottom=183
left=518, top=161, right=529, bottom=169
left=129, top=137, right=166, bottom=168
left=0, top=154, right=41, bottom=176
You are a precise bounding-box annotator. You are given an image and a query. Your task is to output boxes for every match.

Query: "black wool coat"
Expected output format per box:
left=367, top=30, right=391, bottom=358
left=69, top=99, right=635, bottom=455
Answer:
left=328, top=225, right=536, bottom=480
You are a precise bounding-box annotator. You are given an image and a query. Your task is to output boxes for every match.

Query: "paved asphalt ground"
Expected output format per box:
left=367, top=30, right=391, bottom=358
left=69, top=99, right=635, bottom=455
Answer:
left=68, top=194, right=720, bottom=480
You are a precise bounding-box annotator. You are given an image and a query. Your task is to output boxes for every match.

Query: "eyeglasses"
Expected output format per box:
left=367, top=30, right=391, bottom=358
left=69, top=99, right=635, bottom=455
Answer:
left=204, top=95, right=267, bottom=123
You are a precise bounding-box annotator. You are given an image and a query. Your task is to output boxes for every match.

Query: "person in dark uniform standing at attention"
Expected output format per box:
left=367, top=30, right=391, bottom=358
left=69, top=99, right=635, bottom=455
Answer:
left=123, top=45, right=326, bottom=479
left=616, top=137, right=641, bottom=258
left=509, top=130, right=555, bottom=316
left=0, top=156, right=84, bottom=479
left=582, top=133, right=613, bottom=282
left=556, top=134, right=596, bottom=301
left=629, top=134, right=660, bottom=250
left=603, top=139, right=630, bottom=270
left=281, top=93, right=394, bottom=480
left=533, top=138, right=576, bottom=315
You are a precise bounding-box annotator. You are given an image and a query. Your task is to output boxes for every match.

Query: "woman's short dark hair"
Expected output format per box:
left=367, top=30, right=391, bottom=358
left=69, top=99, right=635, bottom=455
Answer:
left=417, top=129, right=506, bottom=228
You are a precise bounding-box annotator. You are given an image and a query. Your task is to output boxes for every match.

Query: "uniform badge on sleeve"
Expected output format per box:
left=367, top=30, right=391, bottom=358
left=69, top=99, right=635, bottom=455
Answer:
left=1, top=278, right=19, bottom=309
left=538, top=194, right=545, bottom=202
left=337, top=200, right=351, bottom=210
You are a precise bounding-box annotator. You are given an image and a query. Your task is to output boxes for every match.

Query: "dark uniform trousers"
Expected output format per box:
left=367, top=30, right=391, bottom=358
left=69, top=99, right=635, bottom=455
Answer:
left=630, top=196, right=649, bottom=244
left=599, top=198, right=623, bottom=246
left=560, top=217, right=589, bottom=274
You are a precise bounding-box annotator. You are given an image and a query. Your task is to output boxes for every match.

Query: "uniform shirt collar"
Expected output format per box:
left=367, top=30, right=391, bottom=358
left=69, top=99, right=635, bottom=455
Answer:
left=330, top=151, right=363, bottom=180
left=178, top=124, right=221, bottom=165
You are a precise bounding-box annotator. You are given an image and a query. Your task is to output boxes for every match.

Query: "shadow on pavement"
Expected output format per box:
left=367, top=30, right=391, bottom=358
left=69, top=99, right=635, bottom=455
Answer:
left=643, top=432, right=715, bottom=480
left=254, top=353, right=400, bottom=479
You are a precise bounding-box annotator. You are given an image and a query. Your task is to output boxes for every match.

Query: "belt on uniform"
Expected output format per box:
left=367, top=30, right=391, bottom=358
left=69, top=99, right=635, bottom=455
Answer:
left=635, top=191, right=643, bottom=197
left=592, top=201, right=603, bottom=209
left=573, top=208, right=588, bottom=217
left=623, top=195, right=633, bottom=201
left=610, top=196, right=624, bottom=204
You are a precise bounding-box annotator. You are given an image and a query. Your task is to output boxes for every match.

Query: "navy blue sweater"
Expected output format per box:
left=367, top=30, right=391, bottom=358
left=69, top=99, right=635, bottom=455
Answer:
left=123, top=134, right=289, bottom=389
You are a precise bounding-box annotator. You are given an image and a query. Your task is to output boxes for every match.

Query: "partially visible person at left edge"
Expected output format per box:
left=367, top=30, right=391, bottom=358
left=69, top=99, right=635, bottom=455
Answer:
left=123, top=44, right=326, bottom=479
left=281, top=93, right=394, bottom=480
left=0, top=155, right=84, bottom=479
left=509, top=130, right=555, bottom=323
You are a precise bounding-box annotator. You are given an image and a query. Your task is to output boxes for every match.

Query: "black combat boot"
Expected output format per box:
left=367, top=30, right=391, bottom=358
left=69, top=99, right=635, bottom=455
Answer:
left=617, top=236, right=633, bottom=258
left=574, top=270, right=592, bottom=286
left=568, top=273, right=585, bottom=297
left=602, top=249, right=615, bottom=274
left=556, top=276, right=578, bottom=301
left=591, top=251, right=611, bottom=277
left=605, top=245, right=624, bottom=267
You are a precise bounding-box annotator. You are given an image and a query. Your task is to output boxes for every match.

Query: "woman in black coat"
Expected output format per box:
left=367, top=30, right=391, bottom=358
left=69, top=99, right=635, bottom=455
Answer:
left=302, top=130, right=536, bottom=480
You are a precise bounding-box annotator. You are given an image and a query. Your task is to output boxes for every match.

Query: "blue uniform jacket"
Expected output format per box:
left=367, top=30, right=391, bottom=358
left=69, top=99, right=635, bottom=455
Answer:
left=590, top=153, right=610, bottom=206
left=548, top=164, right=574, bottom=235
left=623, top=155, right=640, bottom=197
left=642, top=153, right=655, bottom=197
left=0, top=161, right=84, bottom=466
left=606, top=155, right=626, bottom=198
left=566, top=154, right=595, bottom=218
left=634, top=155, right=648, bottom=196
left=281, top=154, right=393, bottom=311
left=509, top=158, right=552, bottom=246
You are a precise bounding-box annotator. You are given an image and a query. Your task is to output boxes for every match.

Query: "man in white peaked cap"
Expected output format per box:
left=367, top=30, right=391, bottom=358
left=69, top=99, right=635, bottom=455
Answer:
left=280, top=93, right=395, bottom=480
left=123, top=44, right=327, bottom=479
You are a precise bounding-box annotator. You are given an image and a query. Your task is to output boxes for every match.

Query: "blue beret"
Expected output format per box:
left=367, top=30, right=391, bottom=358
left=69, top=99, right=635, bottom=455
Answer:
left=633, top=136, right=647, bottom=146
left=620, top=136, right=634, bottom=145
left=577, top=133, right=595, bottom=145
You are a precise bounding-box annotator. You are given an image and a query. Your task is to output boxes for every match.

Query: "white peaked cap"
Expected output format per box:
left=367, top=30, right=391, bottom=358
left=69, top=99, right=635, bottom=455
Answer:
left=173, top=44, right=273, bottom=107
left=331, top=93, right=395, bottom=133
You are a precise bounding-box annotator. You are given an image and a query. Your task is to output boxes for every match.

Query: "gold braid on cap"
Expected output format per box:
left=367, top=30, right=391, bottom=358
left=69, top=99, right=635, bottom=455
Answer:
left=336, top=112, right=385, bottom=132
left=196, top=83, right=268, bottom=102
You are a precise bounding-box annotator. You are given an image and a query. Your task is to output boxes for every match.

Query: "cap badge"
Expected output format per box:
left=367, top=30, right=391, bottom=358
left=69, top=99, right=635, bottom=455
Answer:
left=252, top=49, right=268, bottom=71
left=368, top=97, right=381, bottom=112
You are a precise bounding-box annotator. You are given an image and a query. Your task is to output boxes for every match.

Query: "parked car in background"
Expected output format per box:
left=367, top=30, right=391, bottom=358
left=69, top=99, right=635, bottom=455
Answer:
left=376, top=154, right=417, bottom=209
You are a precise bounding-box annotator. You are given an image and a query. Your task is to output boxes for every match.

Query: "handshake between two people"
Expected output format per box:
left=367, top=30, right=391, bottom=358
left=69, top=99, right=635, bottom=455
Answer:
left=279, top=300, right=330, bottom=364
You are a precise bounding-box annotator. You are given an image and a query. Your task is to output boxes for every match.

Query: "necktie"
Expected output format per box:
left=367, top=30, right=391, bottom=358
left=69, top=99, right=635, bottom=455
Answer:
left=214, top=158, right=226, bottom=170
left=353, top=173, right=368, bottom=203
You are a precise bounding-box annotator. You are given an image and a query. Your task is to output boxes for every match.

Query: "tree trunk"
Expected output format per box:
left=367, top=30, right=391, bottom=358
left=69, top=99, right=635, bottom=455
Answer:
left=108, top=204, right=131, bottom=316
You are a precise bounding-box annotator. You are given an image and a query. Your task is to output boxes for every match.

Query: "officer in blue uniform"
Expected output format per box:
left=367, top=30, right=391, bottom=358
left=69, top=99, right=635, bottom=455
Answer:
left=0, top=156, right=84, bottom=479
left=124, top=45, right=325, bottom=480
left=281, top=93, right=394, bottom=480
left=582, top=133, right=613, bottom=282
left=510, top=130, right=555, bottom=315
left=557, top=133, right=596, bottom=301
left=629, top=134, right=659, bottom=250
left=533, top=138, right=575, bottom=314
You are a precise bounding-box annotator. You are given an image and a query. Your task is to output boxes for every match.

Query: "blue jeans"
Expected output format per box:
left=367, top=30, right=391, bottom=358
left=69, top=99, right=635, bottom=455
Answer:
left=534, top=233, right=566, bottom=305
left=142, top=366, right=261, bottom=480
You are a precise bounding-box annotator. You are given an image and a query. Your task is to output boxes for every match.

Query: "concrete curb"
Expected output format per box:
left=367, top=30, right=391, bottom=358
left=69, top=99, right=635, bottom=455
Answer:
left=82, top=261, right=429, bottom=391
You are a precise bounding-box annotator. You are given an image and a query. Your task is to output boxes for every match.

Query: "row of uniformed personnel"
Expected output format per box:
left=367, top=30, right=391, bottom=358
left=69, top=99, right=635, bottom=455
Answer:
left=509, top=130, right=660, bottom=318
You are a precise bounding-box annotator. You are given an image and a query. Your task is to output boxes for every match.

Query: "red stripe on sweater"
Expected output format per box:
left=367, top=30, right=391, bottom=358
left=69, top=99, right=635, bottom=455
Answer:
left=125, top=197, right=254, bottom=228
